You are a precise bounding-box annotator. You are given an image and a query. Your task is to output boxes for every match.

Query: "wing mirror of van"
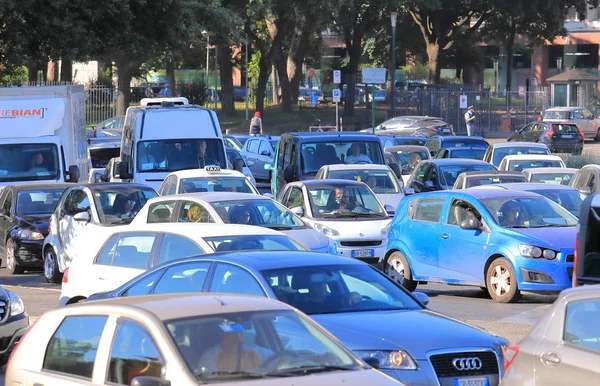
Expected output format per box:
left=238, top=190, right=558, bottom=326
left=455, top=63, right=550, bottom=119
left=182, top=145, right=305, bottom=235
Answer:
left=290, top=206, right=304, bottom=217
left=67, top=165, right=80, bottom=182
left=117, top=162, right=133, bottom=179
left=284, top=165, right=295, bottom=183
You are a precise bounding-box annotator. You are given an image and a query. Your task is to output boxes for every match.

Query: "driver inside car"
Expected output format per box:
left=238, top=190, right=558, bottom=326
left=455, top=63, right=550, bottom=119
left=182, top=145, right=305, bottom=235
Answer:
left=345, top=143, right=372, bottom=164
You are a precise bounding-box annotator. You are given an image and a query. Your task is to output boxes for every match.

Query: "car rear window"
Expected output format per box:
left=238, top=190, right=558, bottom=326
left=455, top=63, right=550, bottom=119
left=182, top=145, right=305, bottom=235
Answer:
left=552, top=124, right=579, bottom=134
left=543, top=111, right=569, bottom=119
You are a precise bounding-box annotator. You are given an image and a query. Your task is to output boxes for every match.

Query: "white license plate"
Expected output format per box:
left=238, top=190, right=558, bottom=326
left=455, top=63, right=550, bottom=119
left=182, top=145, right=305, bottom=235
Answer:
left=455, top=378, right=488, bottom=386
left=352, top=249, right=374, bottom=258
left=443, top=128, right=452, bottom=133
left=561, top=135, right=574, bottom=139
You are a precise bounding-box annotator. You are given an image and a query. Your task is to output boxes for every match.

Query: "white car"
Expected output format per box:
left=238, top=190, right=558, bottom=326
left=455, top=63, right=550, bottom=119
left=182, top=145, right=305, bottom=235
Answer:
left=131, top=192, right=336, bottom=253
left=498, top=154, right=566, bottom=172
left=522, top=166, right=578, bottom=185
left=59, top=222, right=307, bottom=306
left=482, top=141, right=551, bottom=167
left=315, top=164, right=404, bottom=215
left=42, top=183, right=158, bottom=283
left=452, top=170, right=527, bottom=189
left=278, top=179, right=391, bottom=268
left=157, top=166, right=259, bottom=196
left=87, top=138, right=120, bottom=183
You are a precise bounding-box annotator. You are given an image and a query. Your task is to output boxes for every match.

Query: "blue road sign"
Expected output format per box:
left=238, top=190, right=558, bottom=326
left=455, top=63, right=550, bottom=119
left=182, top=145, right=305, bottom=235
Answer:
left=310, top=95, right=318, bottom=105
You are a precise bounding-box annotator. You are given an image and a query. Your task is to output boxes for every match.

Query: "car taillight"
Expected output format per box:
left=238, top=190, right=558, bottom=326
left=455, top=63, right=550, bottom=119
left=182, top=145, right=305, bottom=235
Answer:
left=573, top=237, right=579, bottom=287
left=503, top=344, right=520, bottom=372
left=48, top=217, right=52, bottom=233
left=62, top=267, right=69, bottom=283
left=576, top=126, right=585, bottom=138
left=6, top=318, right=39, bottom=369
left=545, top=129, right=553, bottom=138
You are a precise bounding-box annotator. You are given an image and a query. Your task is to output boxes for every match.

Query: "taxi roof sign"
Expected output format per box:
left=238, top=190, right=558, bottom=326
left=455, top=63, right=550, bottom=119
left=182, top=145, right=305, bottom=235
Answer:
left=205, top=166, right=221, bottom=173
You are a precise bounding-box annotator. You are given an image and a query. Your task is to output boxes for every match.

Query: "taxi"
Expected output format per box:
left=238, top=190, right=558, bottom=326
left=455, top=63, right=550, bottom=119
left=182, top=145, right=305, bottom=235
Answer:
left=156, top=166, right=260, bottom=196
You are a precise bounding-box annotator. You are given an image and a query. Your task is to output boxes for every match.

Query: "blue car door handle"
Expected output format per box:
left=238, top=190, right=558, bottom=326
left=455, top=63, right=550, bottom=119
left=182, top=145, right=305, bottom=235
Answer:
left=440, top=233, right=449, bottom=239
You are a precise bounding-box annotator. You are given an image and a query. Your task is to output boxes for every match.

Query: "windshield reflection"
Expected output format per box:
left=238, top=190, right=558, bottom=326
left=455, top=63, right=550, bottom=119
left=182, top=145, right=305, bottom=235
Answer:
left=480, top=196, right=578, bottom=228
left=137, top=139, right=226, bottom=172
left=307, top=184, right=386, bottom=219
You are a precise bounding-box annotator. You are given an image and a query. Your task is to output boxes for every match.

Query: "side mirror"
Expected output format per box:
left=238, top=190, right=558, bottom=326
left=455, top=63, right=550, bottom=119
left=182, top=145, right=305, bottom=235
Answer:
left=389, top=164, right=402, bottom=179
left=578, top=186, right=592, bottom=195
left=429, top=150, right=436, bottom=157
left=403, top=188, right=415, bottom=195
left=131, top=377, right=171, bottom=386
left=424, top=180, right=435, bottom=190
left=362, top=357, right=381, bottom=369
left=233, top=159, right=244, bottom=173
left=460, top=218, right=481, bottom=230
left=290, top=206, right=304, bottom=217
left=283, top=165, right=295, bottom=183
left=93, top=173, right=103, bottom=183
left=117, top=162, right=132, bottom=179
left=100, top=173, right=109, bottom=182
left=73, top=211, right=90, bottom=222
left=67, top=165, right=80, bottom=182
left=413, top=291, right=430, bottom=306
left=264, top=164, right=273, bottom=171
left=384, top=204, right=394, bottom=213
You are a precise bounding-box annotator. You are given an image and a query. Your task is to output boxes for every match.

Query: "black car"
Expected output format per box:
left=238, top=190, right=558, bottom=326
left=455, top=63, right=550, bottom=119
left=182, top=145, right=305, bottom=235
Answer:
left=425, top=135, right=489, bottom=157
left=379, top=136, right=428, bottom=148
left=508, top=121, right=584, bottom=155
left=408, top=159, right=497, bottom=192
left=0, top=184, right=71, bottom=274
left=433, top=146, right=487, bottom=160
left=0, top=285, right=28, bottom=365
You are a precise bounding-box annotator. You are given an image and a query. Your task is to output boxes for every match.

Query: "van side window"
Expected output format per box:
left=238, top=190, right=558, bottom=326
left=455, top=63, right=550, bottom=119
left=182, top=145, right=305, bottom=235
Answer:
left=290, top=145, right=297, bottom=169
left=412, top=197, right=445, bottom=222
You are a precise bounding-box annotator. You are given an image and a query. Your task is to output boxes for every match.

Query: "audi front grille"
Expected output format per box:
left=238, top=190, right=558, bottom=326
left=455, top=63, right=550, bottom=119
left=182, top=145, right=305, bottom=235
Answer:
left=429, top=351, right=498, bottom=378
left=0, top=299, right=6, bottom=322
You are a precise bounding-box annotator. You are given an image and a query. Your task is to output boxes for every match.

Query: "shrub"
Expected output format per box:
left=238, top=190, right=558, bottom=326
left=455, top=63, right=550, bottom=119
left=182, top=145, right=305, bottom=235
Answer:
left=559, top=154, right=600, bottom=169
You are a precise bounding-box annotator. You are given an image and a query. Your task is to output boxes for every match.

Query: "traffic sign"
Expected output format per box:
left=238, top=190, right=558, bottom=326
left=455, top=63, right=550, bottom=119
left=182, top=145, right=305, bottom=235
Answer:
left=333, top=70, right=341, bottom=84
left=362, top=68, right=386, bottom=84
left=310, top=94, right=318, bottom=105
left=332, top=89, right=341, bottom=103
left=459, top=95, right=468, bottom=109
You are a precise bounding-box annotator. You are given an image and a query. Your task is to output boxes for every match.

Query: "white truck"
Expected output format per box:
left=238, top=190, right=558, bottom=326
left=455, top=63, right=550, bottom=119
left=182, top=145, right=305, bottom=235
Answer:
left=115, top=97, right=229, bottom=190
left=0, top=85, right=88, bottom=187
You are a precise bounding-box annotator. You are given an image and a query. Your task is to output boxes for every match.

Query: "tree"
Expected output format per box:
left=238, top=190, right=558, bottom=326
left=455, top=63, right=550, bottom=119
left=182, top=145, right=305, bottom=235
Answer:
left=483, top=0, right=599, bottom=92
left=407, top=0, right=492, bottom=83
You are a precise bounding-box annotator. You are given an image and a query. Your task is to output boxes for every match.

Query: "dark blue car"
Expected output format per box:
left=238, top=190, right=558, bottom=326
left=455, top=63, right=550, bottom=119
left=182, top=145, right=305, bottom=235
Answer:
left=88, top=251, right=507, bottom=386
left=385, top=189, right=577, bottom=303
left=407, top=159, right=497, bottom=193
left=425, top=135, right=489, bottom=157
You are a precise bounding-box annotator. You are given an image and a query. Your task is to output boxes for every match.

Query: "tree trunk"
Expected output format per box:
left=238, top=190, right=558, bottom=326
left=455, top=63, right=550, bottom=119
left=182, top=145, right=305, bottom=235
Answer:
left=166, top=58, right=176, bottom=96
left=287, top=6, right=311, bottom=104
left=217, top=44, right=235, bottom=117
left=46, top=61, right=57, bottom=83
left=271, top=66, right=278, bottom=105
left=255, top=55, right=271, bottom=115
left=343, top=26, right=364, bottom=118
left=60, top=58, right=72, bottom=83
left=115, top=59, right=132, bottom=116
left=505, top=22, right=517, bottom=92
left=26, top=60, right=45, bottom=83
left=272, top=46, right=292, bottom=112
left=426, top=43, right=440, bottom=84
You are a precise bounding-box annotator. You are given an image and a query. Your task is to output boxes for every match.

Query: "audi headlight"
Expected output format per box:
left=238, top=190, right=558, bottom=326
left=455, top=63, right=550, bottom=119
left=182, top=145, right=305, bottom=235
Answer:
left=18, top=229, right=44, bottom=240
left=328, top=239, right=338, bottom=255
left=8, top=290, right=25, bottom=316
left=381, top=222, right=391, bottom=235
left=313, top=223, right=340, bottom=237
left=354, top=350, right=417, bottom=370
left=519, top=244, right=558, bottom=260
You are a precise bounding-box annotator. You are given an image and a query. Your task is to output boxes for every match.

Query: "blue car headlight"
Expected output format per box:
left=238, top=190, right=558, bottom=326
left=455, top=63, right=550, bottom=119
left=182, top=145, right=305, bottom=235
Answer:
left=328, top=239, right=338, bottom=255
left=518, top=244, right=557, bottom=260
left=353, top=350, right=417, bottom=370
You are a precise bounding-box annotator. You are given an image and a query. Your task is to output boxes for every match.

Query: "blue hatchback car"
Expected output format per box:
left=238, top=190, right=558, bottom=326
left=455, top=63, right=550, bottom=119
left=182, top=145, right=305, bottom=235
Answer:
left=385, top=190, right=577, bottom=303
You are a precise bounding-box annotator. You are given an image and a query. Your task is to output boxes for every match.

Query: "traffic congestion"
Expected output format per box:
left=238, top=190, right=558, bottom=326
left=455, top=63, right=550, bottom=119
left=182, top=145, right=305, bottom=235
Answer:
left=0, top=89, right=599, bottom=386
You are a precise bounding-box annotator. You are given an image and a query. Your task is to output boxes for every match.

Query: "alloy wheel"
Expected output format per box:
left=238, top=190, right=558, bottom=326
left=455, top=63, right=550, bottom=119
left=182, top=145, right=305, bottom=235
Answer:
left=490, top=264, right=511, bottom=298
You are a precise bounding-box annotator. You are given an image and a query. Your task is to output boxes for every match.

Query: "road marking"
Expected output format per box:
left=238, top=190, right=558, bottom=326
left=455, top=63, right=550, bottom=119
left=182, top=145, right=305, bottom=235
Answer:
left=2, top=285, right=60, bottom=293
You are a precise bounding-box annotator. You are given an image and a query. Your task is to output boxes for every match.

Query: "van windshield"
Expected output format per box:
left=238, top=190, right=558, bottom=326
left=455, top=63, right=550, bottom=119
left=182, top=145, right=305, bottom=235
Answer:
left=0, top=144, right=60, bottom=182
left=137, top=139, right=226, bottom=172
left=300, top=141, right=384, bottom=174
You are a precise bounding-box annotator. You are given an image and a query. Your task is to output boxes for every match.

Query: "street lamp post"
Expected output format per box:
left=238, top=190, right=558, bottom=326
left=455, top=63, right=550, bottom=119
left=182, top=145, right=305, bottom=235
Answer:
left=492, top=59, right=498, bottom=94
left=390, top=11, right=398, bottom=116
left=245, top=34, right=249, bottom=120
left=557, top=57, right=563, bottom=73
left=202, top=30, right=210, bottom=103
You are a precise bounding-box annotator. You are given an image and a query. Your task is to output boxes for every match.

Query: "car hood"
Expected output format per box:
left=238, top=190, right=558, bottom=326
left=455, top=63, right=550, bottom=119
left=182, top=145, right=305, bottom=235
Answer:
left=19, top=215, right=51, bottom=236
left=311, top=310, right=500, bottom=360
left=310, top=218, right=391, bottom=239
left=509, top=226, right=576, bottom=250
left=281, top=228, right=330, bottom=251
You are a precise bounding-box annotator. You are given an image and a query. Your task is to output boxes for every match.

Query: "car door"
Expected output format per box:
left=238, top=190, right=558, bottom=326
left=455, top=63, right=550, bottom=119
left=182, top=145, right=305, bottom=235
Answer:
left=253, top=139, right=274, bottom=180
left=535, top=298, right=600, bottom=385
left=243, top=139, right=260, bottom=171
left=436, top=198, right=486, bottom=283
left=93, top=232, right=160, bottom=295
left=57, top=189, right=88, bottom=264
left=527, top=124, right=544, bottom=142
left=578, top=108, right=595, bottom=138
left=151, top=261, right=212, bottom=294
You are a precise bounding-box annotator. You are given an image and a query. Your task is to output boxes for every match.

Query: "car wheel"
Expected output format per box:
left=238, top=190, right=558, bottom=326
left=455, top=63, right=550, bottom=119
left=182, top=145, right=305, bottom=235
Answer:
left=486, top=258, right=521, bottom=303
left=595, top=129, right=600, bottom=142
left=5, top=239, right=24, bottom=275
left=386, top=251, right=418, bottom=291
left=44, top=248, right=62, bottom=284
left=573, top=146, right=583, bottom=156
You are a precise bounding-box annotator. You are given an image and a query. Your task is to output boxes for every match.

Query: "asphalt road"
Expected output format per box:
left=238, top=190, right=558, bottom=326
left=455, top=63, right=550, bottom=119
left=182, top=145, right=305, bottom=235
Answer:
left=1, top=139, right=599, bottom=383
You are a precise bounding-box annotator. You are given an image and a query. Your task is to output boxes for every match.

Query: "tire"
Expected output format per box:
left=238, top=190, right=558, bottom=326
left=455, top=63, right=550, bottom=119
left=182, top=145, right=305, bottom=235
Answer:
left=5, top=239, right=24, bottom=275
left=573, top=146, right=583, bottom=156
left=386, top=251, right=418, bottom=291
left=43, top=248, right=62, bottom=284
left=595, top=129, right=600, bottom=142
left=485, top=258, right=521, bottom=303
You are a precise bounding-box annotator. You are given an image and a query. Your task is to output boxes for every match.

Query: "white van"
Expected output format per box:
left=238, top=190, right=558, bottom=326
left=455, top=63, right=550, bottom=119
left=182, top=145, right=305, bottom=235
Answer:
left=115, top=98, right=227, bottom=190
left=0, top=85, right=88, bottom=188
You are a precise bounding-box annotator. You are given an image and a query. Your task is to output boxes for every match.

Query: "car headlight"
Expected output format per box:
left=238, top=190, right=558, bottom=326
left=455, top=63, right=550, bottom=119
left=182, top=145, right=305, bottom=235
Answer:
left=328, top=239, right=338, bottom=255
left=518, top=244, right=557, bottom=260
left=313, top=223, right=340, bottom=237
left=381, top=222, right=391, bottom=235
left=8, top=291, right=25, bottom=316
left=18, top=229, right=44, bottom=240
left=354, top=350, right=417, bottom=370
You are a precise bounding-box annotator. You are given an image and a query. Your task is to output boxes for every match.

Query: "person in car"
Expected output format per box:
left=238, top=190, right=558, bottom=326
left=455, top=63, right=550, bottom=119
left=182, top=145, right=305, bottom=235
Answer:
left=499, top=201, right=524, bottom=227
left=113, top=195, right=136, bottom=218
left=29, top=152, right=48, bottom=172
left=345, top=143, right=372, bottom=164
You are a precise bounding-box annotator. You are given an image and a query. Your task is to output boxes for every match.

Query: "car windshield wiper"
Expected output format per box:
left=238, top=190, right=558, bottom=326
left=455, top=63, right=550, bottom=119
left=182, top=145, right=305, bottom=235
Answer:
left=195, top=371, right=289, bottom=380
left=265, top=365, right=357, bottom=376
left=264, top=225, right=294, bottom=230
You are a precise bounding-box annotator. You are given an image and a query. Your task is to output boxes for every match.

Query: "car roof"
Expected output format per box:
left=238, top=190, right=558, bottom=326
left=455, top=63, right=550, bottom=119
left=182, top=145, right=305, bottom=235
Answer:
left=445, top=146, right=487, bottom=151
left=321, top=164, right=391, bottom=171
left=67, top=293, right=291, bottom=320
left=491, top=142, right=549, bottom=149
left=461, top=170, right=523, bottom=177
left=426, top=159, right=494, bottom=166
left=113, top=222, right=285, bottom=237
left=501, top=154, right=563, bottom=161
left=294, top=179, right=369, bottom=187
left=164, top=168, right=246, bottom=179
left=480, top=183, right=577, bottom=191
left=433, top=189, right=542, bottom=200
left=523, top=167, right=578, bottom=174
left=281, top=132, right=380, bottom=141
left=8, top=183, right=73, bottom=192
left=581, top=164, right=600, bottom=171
left=88, top=141, right=121, bottom=150
left=384, top=145, right=429, bottom=152
left=151, top=192, right=264, bottom=204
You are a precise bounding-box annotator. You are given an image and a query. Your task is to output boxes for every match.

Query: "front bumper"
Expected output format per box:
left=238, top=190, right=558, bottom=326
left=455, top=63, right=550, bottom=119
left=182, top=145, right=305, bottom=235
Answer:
left=515, top=254, right=573, bottom=292
left=336, top=242, right=386, bottom=268
left=0, top=311, right=29, bottom=362
left=15, top=239, right=44, bottom=267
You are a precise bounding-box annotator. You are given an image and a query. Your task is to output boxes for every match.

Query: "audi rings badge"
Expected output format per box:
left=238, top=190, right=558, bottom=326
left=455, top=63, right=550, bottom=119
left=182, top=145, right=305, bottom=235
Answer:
left=452, top=357, right=483, bottom=371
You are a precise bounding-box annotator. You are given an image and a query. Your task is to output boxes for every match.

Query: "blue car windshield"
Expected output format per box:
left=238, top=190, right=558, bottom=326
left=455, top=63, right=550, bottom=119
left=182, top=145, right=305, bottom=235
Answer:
left=480, top=196, right=578, bottom=228
left=529, top=189, right=583, bottom=218
left=261, top=264, right=422, bottom=315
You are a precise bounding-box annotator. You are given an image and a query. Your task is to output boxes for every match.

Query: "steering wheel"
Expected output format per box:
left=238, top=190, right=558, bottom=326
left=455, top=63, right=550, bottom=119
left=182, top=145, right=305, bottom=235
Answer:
left=260, top=350, right=302, bottom=371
